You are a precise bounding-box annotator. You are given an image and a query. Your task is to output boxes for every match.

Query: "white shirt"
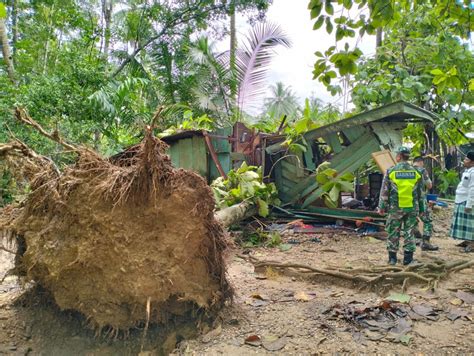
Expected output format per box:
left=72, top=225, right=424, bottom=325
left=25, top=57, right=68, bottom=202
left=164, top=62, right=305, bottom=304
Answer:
left=455, top=167, right=474, bottom=209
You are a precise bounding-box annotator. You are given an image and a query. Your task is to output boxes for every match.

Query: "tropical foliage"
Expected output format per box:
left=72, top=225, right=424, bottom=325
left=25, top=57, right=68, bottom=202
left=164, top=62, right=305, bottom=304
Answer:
left=211, top=163, right=280, bottom=217
left=315, top=162, right=355, bottom=208
left=307, top=0, right=473, bottom=153
left=0, top=0, right=276, bottom=155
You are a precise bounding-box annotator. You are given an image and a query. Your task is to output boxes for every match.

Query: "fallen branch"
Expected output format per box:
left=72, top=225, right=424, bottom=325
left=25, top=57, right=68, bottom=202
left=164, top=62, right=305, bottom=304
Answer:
left=15, top=107, right=78, bottom=153
left=242, top=254, right=474, bottom=293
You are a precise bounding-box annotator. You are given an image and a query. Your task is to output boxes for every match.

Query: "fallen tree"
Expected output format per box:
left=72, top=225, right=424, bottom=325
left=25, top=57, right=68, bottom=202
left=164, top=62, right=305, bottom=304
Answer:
left=0, top=108, right=233, bottom=333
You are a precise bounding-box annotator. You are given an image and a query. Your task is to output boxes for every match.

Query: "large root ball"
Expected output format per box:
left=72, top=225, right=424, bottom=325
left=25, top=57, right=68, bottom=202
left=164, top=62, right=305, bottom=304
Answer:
left=7, top=133, right=231, bottom=330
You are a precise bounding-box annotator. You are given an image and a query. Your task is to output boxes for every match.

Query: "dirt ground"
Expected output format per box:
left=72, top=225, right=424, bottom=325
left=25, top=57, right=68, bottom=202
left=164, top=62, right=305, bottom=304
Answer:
left=1, top=206, right=473, bottom=355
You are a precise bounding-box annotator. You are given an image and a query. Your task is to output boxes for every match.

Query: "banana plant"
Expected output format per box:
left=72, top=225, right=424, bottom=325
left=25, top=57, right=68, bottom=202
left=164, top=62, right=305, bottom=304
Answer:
left=315, top=162, right=354, bottom=208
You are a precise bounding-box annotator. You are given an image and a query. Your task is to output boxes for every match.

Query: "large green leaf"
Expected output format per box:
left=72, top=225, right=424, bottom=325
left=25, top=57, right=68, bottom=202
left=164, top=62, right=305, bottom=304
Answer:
left=323, top=194, right=338, bottom=208
left=339, top=172, right=355, bottom=181
left=240, top=171, right=260, bottom=181
left=257, top=198, right=269, bottom=217
left=316, top=173, right=330, bottom=184
left=329, top=184, right=340, bottom=202
left=338, top=180, right=354, bottom=192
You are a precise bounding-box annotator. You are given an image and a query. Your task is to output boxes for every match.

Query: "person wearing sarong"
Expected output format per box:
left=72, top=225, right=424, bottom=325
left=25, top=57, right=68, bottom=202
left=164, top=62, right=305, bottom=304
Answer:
left=450, top=151, right=474, bottom=252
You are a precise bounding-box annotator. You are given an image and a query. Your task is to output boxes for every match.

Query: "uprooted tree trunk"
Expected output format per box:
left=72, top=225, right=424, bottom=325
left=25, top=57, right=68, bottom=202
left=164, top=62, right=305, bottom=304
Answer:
left=214, top=201, right=257, bottom=227
left=0, top=108, right=232, bottom=333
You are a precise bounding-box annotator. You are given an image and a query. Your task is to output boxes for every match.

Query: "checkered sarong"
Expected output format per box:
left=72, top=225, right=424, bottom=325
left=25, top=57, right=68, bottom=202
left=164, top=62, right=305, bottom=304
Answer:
left=450, top=202, right=474, bottom=241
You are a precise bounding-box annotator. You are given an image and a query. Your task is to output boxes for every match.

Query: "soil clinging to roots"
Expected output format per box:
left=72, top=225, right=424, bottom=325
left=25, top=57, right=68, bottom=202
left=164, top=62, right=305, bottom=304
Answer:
left=1, top=128, right=231, bottom=331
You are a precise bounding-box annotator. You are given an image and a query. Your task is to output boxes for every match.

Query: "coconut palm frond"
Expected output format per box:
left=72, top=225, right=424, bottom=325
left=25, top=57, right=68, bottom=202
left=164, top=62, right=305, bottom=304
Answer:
left=236, top=22, right=291, bottom=114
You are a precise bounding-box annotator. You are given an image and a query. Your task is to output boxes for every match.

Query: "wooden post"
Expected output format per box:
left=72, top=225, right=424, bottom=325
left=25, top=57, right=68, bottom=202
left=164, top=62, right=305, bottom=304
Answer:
left=203, top=131, right=227, bottom=179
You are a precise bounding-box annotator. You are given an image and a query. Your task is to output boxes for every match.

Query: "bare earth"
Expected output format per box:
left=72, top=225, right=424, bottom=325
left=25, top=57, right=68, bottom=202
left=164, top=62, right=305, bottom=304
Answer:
left=1, top=206, right=473, bottom=355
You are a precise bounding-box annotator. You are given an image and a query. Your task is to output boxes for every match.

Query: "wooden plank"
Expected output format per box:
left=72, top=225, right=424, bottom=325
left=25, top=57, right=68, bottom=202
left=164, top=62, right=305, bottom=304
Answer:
left=280, top=178, right=296, bottom=191
left=370, top=122, right=404, bottom=150
left=323, top=133, right=343, bottom=153
left=302, top=138, right=380, bottom=207
left=274, top=159, right=284, bottom=194
left=168, top=142, right=180, bottom=168
left=280, top=158, right=296, bottom=172
left=293, top=154, right=305, bottom=178
left=342, top=126, right=366, bottom=143
left=278, top=190, right=293, bottom=202
left=330, top=131, right=378, bottom=168
left=192, top=136, right=208, bottom=177
left=212, top=127, right=232, bottom=153
left=179, top=138, right=193, bottom=171
left=303, top=146, right=316, bottom=170
left=303, top=206, right=384, bottom=219
left=277, top=131, right=380, bottom=204
left=204, top=133, right=227, bottom=179
left=331, top=135, right=380, bottom=174
left=300, top=180, right=319, bottom=199
left=285, top=132, right=378, bottom=202
left=371, top=150, right=396, bottom=174
left=281, top=167, right=302, bottom=182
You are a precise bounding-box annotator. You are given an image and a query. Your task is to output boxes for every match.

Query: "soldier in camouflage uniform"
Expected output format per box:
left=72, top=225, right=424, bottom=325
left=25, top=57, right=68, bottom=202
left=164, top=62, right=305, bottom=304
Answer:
left=378, top=147, right=425, bottom=265
left=413, top=156, right=439, bottom=251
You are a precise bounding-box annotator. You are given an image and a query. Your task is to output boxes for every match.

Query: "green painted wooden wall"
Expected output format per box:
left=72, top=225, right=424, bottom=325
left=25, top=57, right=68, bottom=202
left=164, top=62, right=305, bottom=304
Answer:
left=168, top=136, right=208, bottom=178
left=209, top=127, right=232, bottom=182
left=167, top=128, right=232, bottom=182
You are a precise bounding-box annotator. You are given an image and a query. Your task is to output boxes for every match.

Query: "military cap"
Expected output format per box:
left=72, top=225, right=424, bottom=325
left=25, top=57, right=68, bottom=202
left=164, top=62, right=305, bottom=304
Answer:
left=396, top=146, right=411, bottom=155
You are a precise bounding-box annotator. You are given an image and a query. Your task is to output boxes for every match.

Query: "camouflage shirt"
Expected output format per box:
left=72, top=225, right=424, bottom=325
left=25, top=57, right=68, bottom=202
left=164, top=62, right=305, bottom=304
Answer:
left=378, top=162, right=425, bottom=213
left=414, top=166, right=432, bottom=195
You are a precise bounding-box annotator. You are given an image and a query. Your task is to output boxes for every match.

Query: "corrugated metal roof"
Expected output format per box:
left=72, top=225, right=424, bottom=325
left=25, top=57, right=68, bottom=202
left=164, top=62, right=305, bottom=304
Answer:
left=160, top=130, right=204, bottom=143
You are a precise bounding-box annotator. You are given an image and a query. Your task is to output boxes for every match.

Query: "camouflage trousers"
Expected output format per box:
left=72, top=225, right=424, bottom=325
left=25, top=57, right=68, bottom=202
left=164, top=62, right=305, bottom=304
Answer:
left=386, top=210, right=418, bottom=252
left=419, top=207, right=433, bottom=239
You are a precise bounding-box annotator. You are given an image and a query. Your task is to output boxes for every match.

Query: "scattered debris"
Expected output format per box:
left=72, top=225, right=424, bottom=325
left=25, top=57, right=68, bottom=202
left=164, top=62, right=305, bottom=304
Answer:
left=386, top=293, right=411, bottom=304
left=262, top=335, right=287, bottom=351
left=244, top=335, right=261, bottom=347
left=325, top=300, right=412, bottom=344
left=294, top=291, right=316, bottom=302
left=455, top=290, right=474, bottom=304
left=446, top=309, right=470, bottom=321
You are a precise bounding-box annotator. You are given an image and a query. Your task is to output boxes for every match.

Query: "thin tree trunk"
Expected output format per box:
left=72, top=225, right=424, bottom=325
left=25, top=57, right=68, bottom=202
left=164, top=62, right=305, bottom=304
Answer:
left=229, top=0, right=237, bottom=101
left=0, top=18, right=15, bottom=83
left=162, top=44, right=176, bottom=104
left=42, top=3, right=55, bottom=75
left=102, top=0, right=113, bottom=58
left=376, top=28, right=383, bottom=48
left=42, top=39, right=49, bottom=74
left=11, top=0, right=18, bottom=66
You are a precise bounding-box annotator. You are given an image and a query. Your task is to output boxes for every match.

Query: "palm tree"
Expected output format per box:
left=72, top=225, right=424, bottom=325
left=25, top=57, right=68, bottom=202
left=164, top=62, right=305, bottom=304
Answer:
left=189, top=22, right=291, bottom=122
left=263, top=82, right=300, bottom=120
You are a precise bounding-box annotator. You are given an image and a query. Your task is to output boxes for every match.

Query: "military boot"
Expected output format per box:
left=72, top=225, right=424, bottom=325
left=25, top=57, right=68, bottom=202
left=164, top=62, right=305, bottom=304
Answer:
left=403, top=251, right=414, bottom=265
left=388, top=252, right=397, bottom=265
left=421, top=236, right=439, bottom=251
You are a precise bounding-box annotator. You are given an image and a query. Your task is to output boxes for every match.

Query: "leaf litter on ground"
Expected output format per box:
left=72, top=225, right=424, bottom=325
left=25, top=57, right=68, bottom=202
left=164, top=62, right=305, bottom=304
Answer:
left=455, top=290, right=474, bottom=304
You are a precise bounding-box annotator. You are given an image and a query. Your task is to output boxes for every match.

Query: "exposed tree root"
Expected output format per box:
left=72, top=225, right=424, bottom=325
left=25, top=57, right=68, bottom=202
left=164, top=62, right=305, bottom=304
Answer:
left=242, top=254, right=474, bottom=293
left=1, top=108, right=232, bottom=331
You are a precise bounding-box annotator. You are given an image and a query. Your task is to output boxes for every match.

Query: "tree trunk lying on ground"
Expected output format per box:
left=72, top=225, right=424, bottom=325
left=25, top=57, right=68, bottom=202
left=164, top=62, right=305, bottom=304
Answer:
left=214, top=201, right=256, bottom=227
left=0, top=108, right=233, bottom=333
